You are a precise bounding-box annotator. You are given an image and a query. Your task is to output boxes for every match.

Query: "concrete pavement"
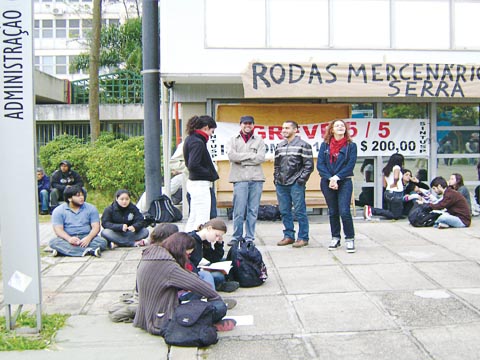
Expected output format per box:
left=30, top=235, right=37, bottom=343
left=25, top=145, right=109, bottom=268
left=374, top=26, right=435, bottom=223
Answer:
left=2, top=215, right=480, bottom=359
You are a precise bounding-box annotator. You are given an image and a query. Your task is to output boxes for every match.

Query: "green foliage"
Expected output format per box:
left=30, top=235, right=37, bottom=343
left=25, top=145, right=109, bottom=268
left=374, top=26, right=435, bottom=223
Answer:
left=0, top=313, right=69, bottom=351
left=38, top=133, right=146, bottom=200
left=383, top=104, right=427, bottom=119
left=87, top=136, right=145, bottom=198
left=38, top=135, right=87, bottom=176
left=70, top=17, right=143, bottom=74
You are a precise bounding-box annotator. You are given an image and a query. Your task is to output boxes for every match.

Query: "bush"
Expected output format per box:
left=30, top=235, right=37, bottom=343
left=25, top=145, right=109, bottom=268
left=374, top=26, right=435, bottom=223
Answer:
left=38, top=133, right=146, bottom=200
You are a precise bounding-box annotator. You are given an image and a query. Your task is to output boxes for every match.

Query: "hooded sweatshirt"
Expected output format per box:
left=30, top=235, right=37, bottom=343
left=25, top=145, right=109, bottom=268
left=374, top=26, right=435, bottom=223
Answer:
left=50, top=160, right=84, bottom=192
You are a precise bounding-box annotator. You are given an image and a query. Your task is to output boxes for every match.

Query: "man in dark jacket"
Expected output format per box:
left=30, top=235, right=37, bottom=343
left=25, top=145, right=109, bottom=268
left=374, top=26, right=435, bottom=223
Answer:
left=37, top=167, right=50, bottom=215
left=50, top=160, right=86, bottom=209
left=274, top=121, right=314, bottom=248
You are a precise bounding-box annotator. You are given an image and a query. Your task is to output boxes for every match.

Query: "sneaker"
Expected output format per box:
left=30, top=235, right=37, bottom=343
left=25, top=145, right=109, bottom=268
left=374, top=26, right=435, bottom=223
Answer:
left=346, top=240, right=356, bottom=253
left=109, top=242, right=118, bottom=250
left=51, top=249, right=58, bottom=257
left=363, top=205, right=372, bottom=220
left=135, top=239, right=146, bottom=247
left=227, top=239, right=237, bottom=246
left=82, top=248, right=93, bottom=257
left=437, top=222, right=450, bottom=229
left=214, top=318, right=236, bottom=332
left=218, top=281, right=240, bottom=293
left=93, top=248, right=102, bottom=257
left=224, top=298, right=237, bottom=310
left=328, top=238, right=341, bottom=250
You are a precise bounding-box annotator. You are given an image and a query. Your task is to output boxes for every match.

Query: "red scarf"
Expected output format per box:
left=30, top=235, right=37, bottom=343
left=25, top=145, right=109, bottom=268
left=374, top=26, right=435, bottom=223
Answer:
left=194, top=129, right=209, bottom=141
left=240, top=130, right=253, bottom=143
left=329, top=137, right=347, bottom=163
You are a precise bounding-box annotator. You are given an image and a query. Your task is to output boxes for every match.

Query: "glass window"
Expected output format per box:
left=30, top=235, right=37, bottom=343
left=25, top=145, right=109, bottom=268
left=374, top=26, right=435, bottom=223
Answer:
left=205, top=0, right=266, bottom=48
left=268, top=0, right=328, bottom=48
left=454, top=2, right=480, bottom=49
left=332, top=0, right=390, bottom=48
left=382, top=104, right=428, bottom=119
left=42, top=20, right=53, bottom=38
left=393, top=0, right=450, bottom=49
left=42, top=56, right=54, bottom=75
left=69, top=19, right=80, bottom=38
left=56, top=19, right=67, bottom=38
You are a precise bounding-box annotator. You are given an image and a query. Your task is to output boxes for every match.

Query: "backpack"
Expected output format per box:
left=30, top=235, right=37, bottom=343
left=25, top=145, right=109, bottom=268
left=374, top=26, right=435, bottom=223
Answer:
left=227, top=239, right=268, bottom=287
left=161, top=300, right=218, bottom=347
left=227, top=205, right=281, bottom=221
left=108, top=292, right=138, bottom=323
left=146, top=195, right=182, bottom=225
left=408, top=203, right=441, bottom=227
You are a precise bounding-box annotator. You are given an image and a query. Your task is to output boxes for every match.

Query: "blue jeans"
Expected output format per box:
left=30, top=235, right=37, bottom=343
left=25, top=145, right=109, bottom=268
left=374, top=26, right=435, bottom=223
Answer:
left=435, top=213, right=466, bottom=228
left=101, top=228, right=149, bottom=247
left=232, top=181, right=263, bottom=242
left=39, top=190, right=50, bottom=212
left=321, top=178, right=355, bottom=240
left=49, top=235, right=107, bottom=257
left=276, top=182, right=309, bottom=241
left=178, top=270, right=216, bottom=302
left=372, top=191, right=404, bottom=219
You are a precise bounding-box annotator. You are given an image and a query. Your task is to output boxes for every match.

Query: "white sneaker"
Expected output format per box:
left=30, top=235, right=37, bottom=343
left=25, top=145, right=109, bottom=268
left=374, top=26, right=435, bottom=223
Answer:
left=346, top=240, right=356, bottom=253
left=51, top=249, right=58, bottom=257
left=363, top=205, right=372, bottom=220
left=328, top=238, right=341, bottom=250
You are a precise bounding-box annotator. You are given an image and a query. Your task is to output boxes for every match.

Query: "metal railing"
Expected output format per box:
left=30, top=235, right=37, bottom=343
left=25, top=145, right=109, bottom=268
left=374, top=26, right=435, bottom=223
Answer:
left=70, top=70, right=143, bottom=104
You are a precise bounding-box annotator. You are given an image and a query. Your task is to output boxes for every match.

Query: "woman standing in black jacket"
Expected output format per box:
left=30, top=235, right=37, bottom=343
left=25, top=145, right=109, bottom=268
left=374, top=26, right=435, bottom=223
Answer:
left=101, top=189, right=149, bottom=248
left=183, top=115, right=219, bottom=231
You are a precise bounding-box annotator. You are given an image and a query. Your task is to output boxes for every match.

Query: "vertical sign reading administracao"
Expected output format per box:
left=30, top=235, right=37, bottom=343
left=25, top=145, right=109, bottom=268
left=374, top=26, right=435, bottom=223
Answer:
left=0, top=0, right=41, bottom=306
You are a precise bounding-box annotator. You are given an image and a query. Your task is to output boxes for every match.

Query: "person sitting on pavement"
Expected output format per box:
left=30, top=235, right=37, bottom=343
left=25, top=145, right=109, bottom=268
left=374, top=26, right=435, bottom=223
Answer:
left=448, top=173, right=472, bottom=212
left=133, top=232, right=236, bottom=335
left=417, top=176, right=471, bottom=229
left=401, top=169, right=430, bottom=215
left=37, top=167, right=50, bottom=215
left=49, top=185, right=107, bottom=257
left=50, top=160, right=87, bottom=209
left=101, top=189, right=150, bottom=249
left=188, top=218, right=240, bottom=293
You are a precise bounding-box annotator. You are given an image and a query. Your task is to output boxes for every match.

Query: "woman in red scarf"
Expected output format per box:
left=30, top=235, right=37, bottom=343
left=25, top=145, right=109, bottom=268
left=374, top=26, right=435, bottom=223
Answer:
left=317, top=120, right=358, bottom=253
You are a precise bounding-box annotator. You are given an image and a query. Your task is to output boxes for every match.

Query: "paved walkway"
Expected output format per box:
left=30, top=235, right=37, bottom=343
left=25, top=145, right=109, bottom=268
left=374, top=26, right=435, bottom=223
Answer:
left=2, top=215, right=480, bottom=359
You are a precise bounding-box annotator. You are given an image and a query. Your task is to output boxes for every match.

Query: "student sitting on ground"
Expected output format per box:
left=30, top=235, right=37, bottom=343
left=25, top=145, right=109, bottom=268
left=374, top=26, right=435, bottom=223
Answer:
left=37, top=167, right=50, bottom=215
left=188, top=218, right=240, bottom=293
left=49, top=185, right=107, bottom=257
left=50, top=160, right=87, bottom=210
left=417, top=176, right=471, bottom=229
left=448, top=173, right=472, bottom=212
left=101, top=189, right=150, bottom=249
left=133, top=232, right=235, bottom=335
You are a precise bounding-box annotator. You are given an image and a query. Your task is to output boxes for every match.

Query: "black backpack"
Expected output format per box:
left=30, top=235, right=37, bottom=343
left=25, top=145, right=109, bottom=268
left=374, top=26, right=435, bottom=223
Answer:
left=227, top=239, right=268, bottom=287
left=408, top=203, right=441, bottom=227
left=161, top=300, right=218, bottom=347
left=145, top=195, right=182, bottom=225
left=227, top=205, right=281, bottom=221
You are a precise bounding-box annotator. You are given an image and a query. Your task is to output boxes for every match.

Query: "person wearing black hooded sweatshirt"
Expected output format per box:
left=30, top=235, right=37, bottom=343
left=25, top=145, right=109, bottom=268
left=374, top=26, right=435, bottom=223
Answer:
left=101, top=189, right=149, bottom=248
left=50, top=160, right=86, bottom=208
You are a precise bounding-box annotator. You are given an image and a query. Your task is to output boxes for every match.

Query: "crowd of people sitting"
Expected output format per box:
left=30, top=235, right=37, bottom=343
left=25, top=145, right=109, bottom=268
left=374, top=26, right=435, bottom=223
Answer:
left=362, top=153, right=477, bottom=229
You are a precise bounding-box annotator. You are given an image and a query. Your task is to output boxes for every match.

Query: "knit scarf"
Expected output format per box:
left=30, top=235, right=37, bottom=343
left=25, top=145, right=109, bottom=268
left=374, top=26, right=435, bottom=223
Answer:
left=194, top=129, right=209, bottom=141
left=329, top=137, right=347, bottom=163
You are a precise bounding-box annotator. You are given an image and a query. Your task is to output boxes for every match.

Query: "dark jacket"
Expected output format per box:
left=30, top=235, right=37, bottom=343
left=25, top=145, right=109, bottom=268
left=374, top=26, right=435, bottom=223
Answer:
left=274, top=136, right=314, bottom=186
left=317, top=141, right=357, bottom=180
left=133, top=245, right=220, bottom=335
left=37, top=174, right=50, bottom=196
left=188, top=231, right=224, bottom=268
left=429, top=188, right=471, bottom=226
left=183, top=133, right=219, bottom=182
left=50, top=161, right=83, bottom=192
left=102, top=201, right=146, bottom=232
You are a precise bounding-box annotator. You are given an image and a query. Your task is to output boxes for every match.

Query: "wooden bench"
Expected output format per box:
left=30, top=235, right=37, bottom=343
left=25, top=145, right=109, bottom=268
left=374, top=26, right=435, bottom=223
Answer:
left=215, top=160, right=355, bottom=215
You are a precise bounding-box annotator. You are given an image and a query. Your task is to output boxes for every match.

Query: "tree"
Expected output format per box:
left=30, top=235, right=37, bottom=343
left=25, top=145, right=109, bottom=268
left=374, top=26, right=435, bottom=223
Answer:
left=89, top=0, right=102, bottom=142
left=70, top=17, right=143, bottom=75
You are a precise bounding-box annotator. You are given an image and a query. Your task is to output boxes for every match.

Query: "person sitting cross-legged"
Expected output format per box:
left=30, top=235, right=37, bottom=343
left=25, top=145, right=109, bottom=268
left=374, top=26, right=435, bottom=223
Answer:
left=101, top=189, right=150, bottom=249
left=417, top=176, right=471, bottom=229
left=49, top=185, right=107, bottom=257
